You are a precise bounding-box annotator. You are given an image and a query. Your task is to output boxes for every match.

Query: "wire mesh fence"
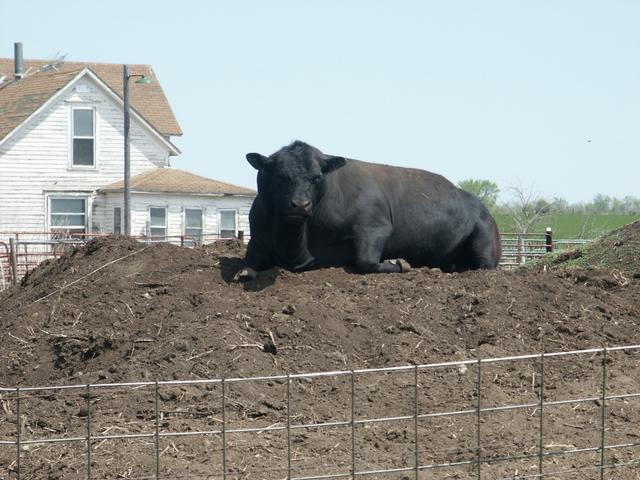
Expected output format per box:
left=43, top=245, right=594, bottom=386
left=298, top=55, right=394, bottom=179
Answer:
left=1, top=345, right=639, bottom=479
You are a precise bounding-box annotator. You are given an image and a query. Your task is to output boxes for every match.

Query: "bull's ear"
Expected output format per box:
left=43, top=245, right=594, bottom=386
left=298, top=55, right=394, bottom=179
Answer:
left=319, top=155, right=346, bottom=173
left=246, top=153, right=272, bottom=170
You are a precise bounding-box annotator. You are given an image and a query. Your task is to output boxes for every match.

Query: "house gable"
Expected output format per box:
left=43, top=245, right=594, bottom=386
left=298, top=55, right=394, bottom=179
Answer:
left=0, top=70, right=177, bottom=233
left=0, top=68, right=179, bottom=156
left=0, top=58, right=182, bottom=136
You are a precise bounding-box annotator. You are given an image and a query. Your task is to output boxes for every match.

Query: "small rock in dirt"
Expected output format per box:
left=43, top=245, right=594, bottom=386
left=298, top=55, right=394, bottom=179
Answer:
left=174, top=342, right=188, bottom=352
left=282, top=304, right=296, bottom=315
left=77, top=406, right=89, bottom=417
left=159, top=391, right=177, bottom=402
left=325, top=351, right=347, bottom=364
left=263, top=342, right=277, bottom=355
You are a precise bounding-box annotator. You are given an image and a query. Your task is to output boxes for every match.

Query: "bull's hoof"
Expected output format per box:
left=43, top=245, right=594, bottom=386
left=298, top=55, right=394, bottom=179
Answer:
left=234, top=267, right=257, bottom=282
left=389, top=258, right=412, bottom=273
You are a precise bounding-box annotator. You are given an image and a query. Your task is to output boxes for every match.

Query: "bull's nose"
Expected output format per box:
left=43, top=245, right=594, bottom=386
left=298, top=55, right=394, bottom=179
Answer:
left=291, top=199, right=311, bottom=209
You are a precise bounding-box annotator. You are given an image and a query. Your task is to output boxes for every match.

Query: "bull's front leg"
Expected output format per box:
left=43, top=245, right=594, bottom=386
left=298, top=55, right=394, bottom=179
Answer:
left=352, top=225, right=411, bottom=274
left=234, top=237, right=274, bottom=281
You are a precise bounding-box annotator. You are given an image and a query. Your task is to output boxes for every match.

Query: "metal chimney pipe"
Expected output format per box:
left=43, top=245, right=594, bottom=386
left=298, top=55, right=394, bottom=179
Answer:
left=14, top=42, right=24, bottom=79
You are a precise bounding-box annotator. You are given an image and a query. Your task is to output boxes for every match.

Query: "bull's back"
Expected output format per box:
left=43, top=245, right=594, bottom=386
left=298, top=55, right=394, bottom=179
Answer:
left=331, top=160, right=489, bottom=266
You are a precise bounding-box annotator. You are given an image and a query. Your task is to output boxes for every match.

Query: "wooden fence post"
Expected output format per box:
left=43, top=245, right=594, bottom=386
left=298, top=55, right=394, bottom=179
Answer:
left=9, top=237, right=18, bottom=286
left=545, top=227, right=553, bottom=253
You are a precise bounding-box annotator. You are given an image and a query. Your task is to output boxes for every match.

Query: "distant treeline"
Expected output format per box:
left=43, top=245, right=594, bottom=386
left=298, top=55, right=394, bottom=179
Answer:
left=495, top=193, right=640, bottom=216
left=456, top=179, right=640, bottom=215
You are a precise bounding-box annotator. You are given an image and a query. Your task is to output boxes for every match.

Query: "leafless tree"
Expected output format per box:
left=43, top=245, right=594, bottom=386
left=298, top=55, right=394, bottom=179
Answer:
left=504, top=183, right=551, bottom=234
left=502, top=184, right=551, bottom=264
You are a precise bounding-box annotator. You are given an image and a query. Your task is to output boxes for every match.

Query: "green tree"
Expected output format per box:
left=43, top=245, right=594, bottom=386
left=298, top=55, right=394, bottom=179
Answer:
left=588, top=193, right=612, bottom=214
left=457, top=179, right=500, bottom=209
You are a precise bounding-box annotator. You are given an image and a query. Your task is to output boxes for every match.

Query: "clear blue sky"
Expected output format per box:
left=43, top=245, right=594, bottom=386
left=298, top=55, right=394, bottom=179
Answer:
left=2, top=0, right=639, bottom=203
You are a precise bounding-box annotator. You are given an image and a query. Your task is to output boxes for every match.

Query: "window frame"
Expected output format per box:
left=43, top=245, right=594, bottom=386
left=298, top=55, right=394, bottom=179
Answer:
left=113, top=206, right=122, bottom=235
left=47, top=195, right=88, bottom=238
left=184, top=207, right=204, bottom=243
left=219, top=209, right=237, bottom=239
left=148, top=206, right=168, bottom=240
left=69, top=106, right=96, bottom=169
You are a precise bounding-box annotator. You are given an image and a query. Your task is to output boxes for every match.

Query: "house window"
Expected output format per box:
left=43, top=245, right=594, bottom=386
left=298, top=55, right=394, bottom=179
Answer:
left=219, top=210, right=237, bottom=238
left=113, top=207, right=122, bottom=235
left=49, top=198, right=87, bottom=236
left=184, top=208, right=203, bottom=242
left=149, top=207, right=167, bottom=239
left=72, top=108, right=95, bottom=166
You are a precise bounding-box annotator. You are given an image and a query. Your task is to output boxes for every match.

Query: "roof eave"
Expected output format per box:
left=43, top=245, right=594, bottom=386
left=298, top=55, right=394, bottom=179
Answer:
left=99, top=189, right=255, bottom=197
left=83, top=68, right=180, bottom=156
left=0, top=69, right=86, bottom=148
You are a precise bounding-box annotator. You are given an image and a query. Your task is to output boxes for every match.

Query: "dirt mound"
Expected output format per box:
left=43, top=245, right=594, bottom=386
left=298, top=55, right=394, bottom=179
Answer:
left=536, top=220, right=640, bottom=276
left=1, top=236, right=639, bottom=478
left=2, top=236, right=638, bottom=386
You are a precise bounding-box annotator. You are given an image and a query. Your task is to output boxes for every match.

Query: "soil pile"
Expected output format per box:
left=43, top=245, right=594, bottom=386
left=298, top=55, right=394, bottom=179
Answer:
left=0, top=230, right=639, bottom=479
left=538, top=220, right=640, bottom=276
left=1, top=235, right=638, bottom=387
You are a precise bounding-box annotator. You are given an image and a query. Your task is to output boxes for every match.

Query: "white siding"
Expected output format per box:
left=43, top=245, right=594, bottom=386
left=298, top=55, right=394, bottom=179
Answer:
left=94, top=192, right=254, bottom=239
left=0, top=76, right=170, bottom=235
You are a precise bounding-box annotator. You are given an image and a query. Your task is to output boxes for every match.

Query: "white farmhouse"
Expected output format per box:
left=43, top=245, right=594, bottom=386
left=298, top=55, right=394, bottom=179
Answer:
left=0, top=45, right=255, bottom=245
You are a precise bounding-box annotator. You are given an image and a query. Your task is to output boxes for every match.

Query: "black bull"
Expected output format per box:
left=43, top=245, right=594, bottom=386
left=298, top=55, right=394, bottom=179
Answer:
left=236, top=141, right=501, bottom=281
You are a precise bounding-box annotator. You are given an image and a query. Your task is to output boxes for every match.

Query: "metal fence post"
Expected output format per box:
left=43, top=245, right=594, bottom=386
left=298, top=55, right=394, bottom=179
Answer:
left=222, top=379, right=227, bottom=480
left=545, top=227, right=553, bottom=253
left=155, top=381, right=160, bottom=479
left=351, top=370, right=356, bottom=480
left=287, top=374, right=292, bottom=480
left=538, top=353, right=545, bottom=478
left=599, top=348, right=608, bottom=480
left=86, top=384, right=91, bottom=479
left=15, top=387, right=20, bottom=480
left=9, top=237, right=18, bottom=286
left=476, top=359, right=482, bottom=480
left=516, top=234, right=524, bottom=266
left=414, top=366, right=419, bottom=480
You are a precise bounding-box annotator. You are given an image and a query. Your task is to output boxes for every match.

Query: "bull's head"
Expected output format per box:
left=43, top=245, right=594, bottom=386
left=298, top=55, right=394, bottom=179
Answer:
left=246, top=141, right=345, bottom=224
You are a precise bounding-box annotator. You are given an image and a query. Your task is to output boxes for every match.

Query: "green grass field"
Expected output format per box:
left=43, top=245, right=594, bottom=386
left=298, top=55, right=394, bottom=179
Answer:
left=494, top=214, right=640, bottom=239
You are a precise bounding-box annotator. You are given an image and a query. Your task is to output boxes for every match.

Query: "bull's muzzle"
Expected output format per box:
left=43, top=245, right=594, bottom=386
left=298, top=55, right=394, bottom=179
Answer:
left=286, top=199, right=312, bottom=223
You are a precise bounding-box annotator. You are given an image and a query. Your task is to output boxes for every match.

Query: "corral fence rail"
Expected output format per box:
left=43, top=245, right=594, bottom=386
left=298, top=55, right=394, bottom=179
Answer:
left=1, top=345, right=639, bottom=479
left=498, top=228, right=589, bottom=269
